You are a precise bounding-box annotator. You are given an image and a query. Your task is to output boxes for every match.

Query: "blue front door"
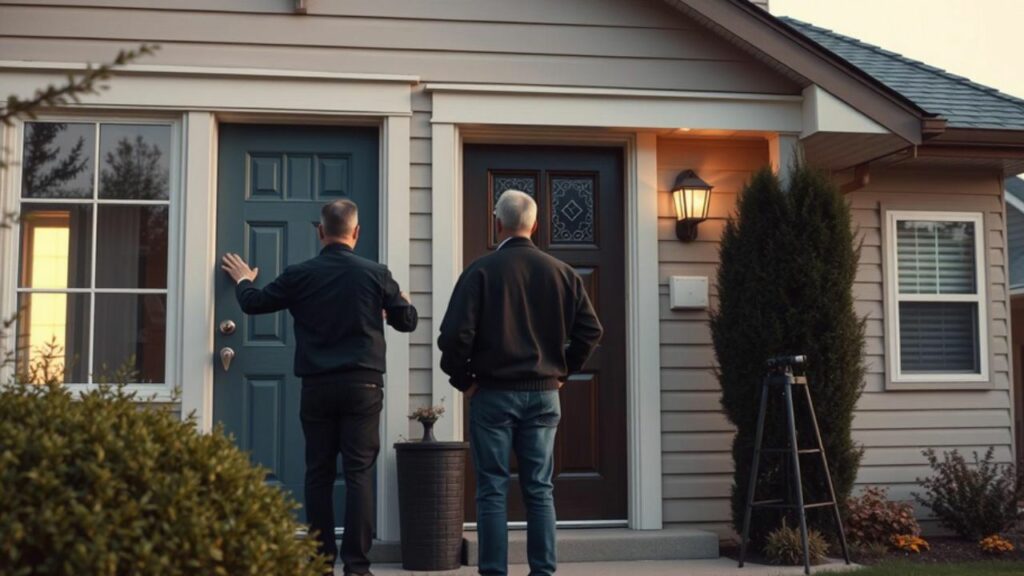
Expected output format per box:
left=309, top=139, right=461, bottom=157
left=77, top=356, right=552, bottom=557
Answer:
left=213, top=124, right=379, bottom=527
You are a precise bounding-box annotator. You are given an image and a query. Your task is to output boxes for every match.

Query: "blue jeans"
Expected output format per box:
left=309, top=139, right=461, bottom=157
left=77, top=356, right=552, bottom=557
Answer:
left=470, top=388, right=561, bottom=576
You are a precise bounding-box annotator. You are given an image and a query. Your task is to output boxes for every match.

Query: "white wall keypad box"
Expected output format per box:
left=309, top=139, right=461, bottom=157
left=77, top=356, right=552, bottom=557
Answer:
left=669, top=276, right=709, bottom=310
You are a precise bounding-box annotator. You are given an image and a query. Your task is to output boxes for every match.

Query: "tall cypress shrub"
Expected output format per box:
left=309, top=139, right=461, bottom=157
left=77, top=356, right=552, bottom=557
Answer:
left=711, top=162, right=865, bottom=546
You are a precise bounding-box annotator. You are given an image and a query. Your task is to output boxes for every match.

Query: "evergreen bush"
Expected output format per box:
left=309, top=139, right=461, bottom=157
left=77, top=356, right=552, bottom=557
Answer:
left=0, top=362, right=325, bottom=575
left=711, top=163, right=865, bottom=547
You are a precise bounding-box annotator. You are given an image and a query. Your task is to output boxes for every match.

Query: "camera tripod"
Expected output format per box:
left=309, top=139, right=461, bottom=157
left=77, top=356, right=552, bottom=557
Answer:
left=737, top=355, right=851, bottom=575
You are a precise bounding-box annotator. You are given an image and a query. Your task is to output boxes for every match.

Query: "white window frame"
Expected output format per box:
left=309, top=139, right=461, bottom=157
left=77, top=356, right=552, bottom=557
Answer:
left=884, top=209, right=989, bottom=386
left=2, top=114, right=183, bottom=400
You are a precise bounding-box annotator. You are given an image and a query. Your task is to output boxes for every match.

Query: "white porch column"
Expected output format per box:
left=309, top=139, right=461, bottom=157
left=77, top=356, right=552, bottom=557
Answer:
left=629, top=132, right=664, bottom=530
left=179, top=111, right=217, bottom=431
left=430, top=123, right=463, bottom=442
left=378, top=115, right=412, bottom=542
left=769, top=132, right=799, bottom=188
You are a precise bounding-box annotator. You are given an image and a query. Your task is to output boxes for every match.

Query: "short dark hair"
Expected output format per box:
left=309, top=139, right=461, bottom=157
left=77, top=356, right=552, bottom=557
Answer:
left=321, top=199, right=359, bottom=237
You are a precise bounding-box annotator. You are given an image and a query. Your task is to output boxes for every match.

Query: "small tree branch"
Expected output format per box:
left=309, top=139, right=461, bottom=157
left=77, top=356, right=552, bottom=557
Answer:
left=1, top=44, right=159, bottom=126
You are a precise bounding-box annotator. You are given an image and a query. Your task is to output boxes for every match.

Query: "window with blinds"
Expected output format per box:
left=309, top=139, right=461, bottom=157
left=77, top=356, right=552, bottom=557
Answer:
left=887, top=212, right=987, bottom=383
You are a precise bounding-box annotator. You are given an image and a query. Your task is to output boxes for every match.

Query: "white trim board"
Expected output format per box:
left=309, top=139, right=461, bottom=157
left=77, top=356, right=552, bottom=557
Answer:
left=427, top=85, right=802, bottom=133
left=0, top=64, right=414, bottom=117
left=429, top=125, right=663, bottom=531
left=0, top=61, right=420, bottom=84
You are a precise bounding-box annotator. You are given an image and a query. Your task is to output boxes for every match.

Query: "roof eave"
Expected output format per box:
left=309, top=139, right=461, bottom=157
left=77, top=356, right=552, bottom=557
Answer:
left=664, top=0, right=931, bottom=144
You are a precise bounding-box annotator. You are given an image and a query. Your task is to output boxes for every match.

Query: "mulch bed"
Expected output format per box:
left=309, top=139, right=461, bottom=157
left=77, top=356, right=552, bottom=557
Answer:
left=857, top=536, right=1024, bottom=565
left=721, top=534, right=1024, bottom=567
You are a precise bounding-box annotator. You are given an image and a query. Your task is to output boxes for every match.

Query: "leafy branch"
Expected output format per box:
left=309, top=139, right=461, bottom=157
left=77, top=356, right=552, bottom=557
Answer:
left=1, top=44, right=160, bottom=126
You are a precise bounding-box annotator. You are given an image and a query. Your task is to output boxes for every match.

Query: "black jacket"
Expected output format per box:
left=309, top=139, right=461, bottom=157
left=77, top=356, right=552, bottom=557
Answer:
left=235, top=243, right=417, bottom=384
left=438, top=237, right=603, bottom=392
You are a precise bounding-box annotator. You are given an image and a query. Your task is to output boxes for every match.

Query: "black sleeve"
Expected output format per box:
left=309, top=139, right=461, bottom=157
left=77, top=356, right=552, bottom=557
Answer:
left=437, top=269, right=482, bottom=392
left=565, top=274, right=603, bottom=375
left=382, top=269, right=418, bottom=333
left=235, top=266, right=296, bottom=315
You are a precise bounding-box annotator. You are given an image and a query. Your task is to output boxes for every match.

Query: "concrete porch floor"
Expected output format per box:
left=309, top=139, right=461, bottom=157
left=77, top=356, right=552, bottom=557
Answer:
left=339, top=558, right=859, bottom=575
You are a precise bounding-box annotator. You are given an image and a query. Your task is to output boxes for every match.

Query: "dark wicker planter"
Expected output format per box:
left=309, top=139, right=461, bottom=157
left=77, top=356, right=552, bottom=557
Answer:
left=394, top=440, right=469, bottom=571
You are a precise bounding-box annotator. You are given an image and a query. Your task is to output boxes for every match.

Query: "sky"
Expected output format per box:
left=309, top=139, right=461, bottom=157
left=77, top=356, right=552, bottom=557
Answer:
left=771, top=0, right=1024, bottom=100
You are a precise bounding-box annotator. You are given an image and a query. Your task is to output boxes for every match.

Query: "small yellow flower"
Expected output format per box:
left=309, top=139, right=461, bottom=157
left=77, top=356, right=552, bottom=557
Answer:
left=891, top=534, right=930, bottom=554
left=980, top=535, right=1015, bottom=554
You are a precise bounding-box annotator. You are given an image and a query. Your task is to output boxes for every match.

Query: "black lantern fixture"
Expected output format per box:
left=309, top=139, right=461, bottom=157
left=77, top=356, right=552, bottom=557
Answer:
left=671, top=169, right=713, bottom=242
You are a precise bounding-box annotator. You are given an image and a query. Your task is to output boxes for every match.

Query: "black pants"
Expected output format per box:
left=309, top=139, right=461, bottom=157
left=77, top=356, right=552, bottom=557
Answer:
left=300, top=381, right=383, bottom=574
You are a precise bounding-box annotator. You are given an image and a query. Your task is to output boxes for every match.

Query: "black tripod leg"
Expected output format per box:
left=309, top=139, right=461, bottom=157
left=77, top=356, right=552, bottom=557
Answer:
left=738, top=377, right=770, bottom=568
left=784, top=376, right=811, bottom=576
left=802, top=384, right=851, bottom=565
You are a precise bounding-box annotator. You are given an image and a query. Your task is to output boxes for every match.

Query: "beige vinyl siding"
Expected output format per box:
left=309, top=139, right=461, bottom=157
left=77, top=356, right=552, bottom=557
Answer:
left=0, top=1, right=799, bottom=94
left=408, top=87, right=434, bottom=438
left=657, top=136, right=769, bottom=535
left=657, top=156, right=1015, bottom=536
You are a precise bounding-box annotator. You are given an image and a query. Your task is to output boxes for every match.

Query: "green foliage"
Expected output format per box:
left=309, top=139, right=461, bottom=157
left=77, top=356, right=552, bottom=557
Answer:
left=763, top=520, right=829, bottom=566
left=846, top=486, right=920, bottom=546
left=913, top=447, right=1024, bottom=540
left=0, top=374, right=326, bottom=575
left=711, top=162, right=866, bottom=546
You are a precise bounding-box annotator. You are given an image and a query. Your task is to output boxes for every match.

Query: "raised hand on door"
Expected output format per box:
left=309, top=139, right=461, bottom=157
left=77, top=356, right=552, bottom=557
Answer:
left=221, top=253, right=259, bottom=285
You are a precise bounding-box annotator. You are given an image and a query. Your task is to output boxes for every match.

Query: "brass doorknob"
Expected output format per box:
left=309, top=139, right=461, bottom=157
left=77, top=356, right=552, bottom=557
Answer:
left=219, top=347, right=235, bottom=371
left=219, top=319, right=237, bottom=335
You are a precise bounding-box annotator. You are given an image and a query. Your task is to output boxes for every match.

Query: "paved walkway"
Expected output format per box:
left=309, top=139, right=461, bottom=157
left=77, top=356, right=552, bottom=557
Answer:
left=339, top=559, right=859, bottom=575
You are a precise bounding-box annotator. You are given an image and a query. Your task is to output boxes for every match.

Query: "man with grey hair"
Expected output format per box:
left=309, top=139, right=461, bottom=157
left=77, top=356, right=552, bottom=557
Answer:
left=439, top=189, right=603, bottom=576
left=222, top=198, right=417, bottom=576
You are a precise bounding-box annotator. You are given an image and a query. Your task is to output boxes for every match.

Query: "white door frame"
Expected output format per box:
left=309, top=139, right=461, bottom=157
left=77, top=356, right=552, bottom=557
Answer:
left=0, top=62, right=417, bottom=542
left=429, top=122, right=665, bottom=531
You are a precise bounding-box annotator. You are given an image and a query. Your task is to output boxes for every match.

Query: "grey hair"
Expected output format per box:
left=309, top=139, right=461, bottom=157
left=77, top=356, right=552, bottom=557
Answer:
left=494, top=189, right=537, bottom=232
left=321, top=199, right=359, bottom=237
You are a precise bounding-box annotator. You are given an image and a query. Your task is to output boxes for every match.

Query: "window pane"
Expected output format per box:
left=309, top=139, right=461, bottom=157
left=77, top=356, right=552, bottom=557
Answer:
left=16, top=293, right=91, bottom=384
left=897, top=220, right=976, bottom=294
left=899, top=301, right=980, bottom=374
left=98, top=124, right=171, bottom=200
left=18, top=204, right=92, bottom=289
left=96, top=205, right=168, bottom=289
left=21, top=122, right=96, bottom=199
left=93, top=294, right=166, bottom=383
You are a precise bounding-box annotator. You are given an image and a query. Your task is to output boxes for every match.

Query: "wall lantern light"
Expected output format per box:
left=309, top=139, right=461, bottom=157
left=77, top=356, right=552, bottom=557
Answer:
left=671, top=169, right=713, bottom=242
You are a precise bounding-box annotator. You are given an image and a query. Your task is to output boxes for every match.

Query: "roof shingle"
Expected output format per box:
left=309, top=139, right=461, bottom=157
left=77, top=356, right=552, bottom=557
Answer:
left=781, top=17, right=1024, bottom=130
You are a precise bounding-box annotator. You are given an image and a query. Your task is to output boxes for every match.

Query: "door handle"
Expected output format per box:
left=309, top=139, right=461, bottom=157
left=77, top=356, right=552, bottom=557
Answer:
left=219, top=347, right=235, bottom=372
left=219, top=319, right=237, bottom=335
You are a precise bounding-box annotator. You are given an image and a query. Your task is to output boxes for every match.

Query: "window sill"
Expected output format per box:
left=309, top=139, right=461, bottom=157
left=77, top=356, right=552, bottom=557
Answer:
left=885, top=376, right=993, bottom=391
left=63, top=383, right=179, bottom=403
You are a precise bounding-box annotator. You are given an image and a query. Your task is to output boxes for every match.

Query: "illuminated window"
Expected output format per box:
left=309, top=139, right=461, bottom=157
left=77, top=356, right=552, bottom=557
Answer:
left=15, top=121, right=174, bottom=385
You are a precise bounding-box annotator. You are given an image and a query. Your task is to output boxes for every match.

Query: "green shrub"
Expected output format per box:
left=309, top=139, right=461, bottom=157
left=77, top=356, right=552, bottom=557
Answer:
left=913, top=447, right=1024, bottom=540
left=763, top=520, right=829, bottom=566
left=0, top=378, right=326, bottom=575
left=846, top=486, right=920, bottom=546
left=711, top=163, right=865, bottom=546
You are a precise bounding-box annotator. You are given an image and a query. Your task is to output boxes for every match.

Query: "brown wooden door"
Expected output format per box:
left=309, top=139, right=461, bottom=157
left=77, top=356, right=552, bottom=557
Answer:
left=462, top=144, right=627, bottom=522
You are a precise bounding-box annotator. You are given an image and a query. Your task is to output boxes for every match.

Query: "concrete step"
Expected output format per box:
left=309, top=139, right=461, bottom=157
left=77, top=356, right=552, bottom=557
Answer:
left=463, top=528, right=719, bottom=566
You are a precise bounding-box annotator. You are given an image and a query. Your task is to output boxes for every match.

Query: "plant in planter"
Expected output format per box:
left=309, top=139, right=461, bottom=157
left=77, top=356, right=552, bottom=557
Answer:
left=395, top=399, right=468, bottom=571
left=408, top=399, right=446, bottom=442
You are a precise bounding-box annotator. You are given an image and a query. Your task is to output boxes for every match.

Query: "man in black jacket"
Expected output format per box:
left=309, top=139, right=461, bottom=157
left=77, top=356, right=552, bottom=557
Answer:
left=221, top=199, right=417, bottom=576
left=438, top=190, right=603, bottom=576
